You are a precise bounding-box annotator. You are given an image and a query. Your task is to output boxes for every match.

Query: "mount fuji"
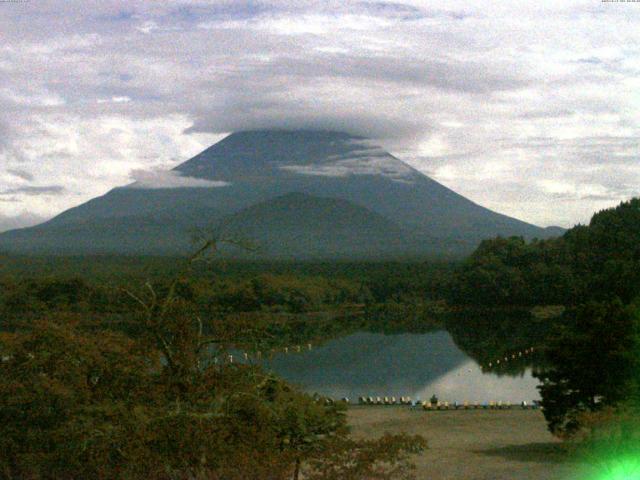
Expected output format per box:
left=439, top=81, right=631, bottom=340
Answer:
left=0, top=130, right=560, bottom=258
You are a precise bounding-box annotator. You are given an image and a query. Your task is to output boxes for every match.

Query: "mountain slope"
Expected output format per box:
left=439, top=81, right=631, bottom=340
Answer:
left=220, top=192, right=406, bottom=259
left=0, top=130, right=560, bottom=257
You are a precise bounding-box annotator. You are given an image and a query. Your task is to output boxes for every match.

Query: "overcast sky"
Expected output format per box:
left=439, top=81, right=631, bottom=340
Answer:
left=1, top=0, right=639, bottom=232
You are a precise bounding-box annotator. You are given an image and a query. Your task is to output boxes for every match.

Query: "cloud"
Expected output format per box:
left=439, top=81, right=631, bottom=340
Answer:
left=0, top=0, right=639, bottom=227
left=96, top=95, right=132, bottom=104
left=128, top=168, right=230, bottom=189
left=277, top=137, right=419, bottom=181
left=6, top=168, right=34, bottom=181
left=416, top=360, right=541, bottom=404
left=0, top=212, right=47, bottom=233
left=0, top=113, right=223, bottom=220
left=280, top=151, right=418, bottom=182
left=1, top=185, right=65, bottom=196
left=0, top=119, right=10, bottom=151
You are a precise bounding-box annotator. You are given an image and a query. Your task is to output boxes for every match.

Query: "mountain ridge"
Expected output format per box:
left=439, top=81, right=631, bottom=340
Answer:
left=0, top=130, right=562, bottom=258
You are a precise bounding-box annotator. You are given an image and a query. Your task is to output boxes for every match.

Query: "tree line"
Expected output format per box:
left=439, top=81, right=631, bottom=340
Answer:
left=449, top=198, right=640, bottom=307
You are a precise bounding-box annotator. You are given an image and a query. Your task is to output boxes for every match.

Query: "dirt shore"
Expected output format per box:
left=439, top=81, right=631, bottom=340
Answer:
left=347, top=406, right=590, bottom=480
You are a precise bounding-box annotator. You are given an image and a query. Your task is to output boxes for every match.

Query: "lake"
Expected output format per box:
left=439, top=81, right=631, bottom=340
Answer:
left=261, top=330, right=541, bottom=404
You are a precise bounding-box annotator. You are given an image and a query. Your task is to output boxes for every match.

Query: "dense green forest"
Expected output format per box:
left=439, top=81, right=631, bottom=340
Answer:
left=449, top=199, right=640, bottom=442
left=450, top=198, right=640, bottom=306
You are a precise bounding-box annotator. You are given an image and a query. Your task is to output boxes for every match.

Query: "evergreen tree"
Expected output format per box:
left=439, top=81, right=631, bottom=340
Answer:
left=534, top=300, right=639, bottom=436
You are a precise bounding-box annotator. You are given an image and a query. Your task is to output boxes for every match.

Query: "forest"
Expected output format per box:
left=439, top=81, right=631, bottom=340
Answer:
left=450, top=200, right=640, bottom=441
left=449, top=198, right=640, bottom=306
left=1, top=199, right=639, bottom=478
left=0, top=248, right=435, bottom=479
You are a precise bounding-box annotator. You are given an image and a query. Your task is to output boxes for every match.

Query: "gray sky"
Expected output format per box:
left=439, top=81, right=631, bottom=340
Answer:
left=1, top=0, right=639, bottom=232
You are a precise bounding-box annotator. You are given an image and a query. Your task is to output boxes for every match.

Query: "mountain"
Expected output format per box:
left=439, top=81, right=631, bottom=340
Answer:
left=0, top=130, right=561, bottom=258
left=220, top=192, right=407, bottom=259
left=542, top=226, right=567, bottom=237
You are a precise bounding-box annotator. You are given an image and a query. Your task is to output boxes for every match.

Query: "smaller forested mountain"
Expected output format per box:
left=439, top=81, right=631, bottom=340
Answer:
left=449, top=198, right=640, bottom=306
left=218, top=192, right=407, bottom=259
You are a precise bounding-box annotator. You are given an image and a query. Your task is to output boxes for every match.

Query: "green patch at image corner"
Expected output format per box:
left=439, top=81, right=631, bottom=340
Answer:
left=587, top=456, right=640, bottom=480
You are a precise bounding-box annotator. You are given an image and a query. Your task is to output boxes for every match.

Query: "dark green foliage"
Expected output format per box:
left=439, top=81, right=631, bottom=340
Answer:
left=566, top=199, right=640, bottom=302
left=449, top=236, right=579, bottom=306
left=0, top=318, right=331, bottom=478
left=450, top=198, right=640, bottom=306
left=448, top=198, right=640, bottom=438
left=445, top=309, right=552, bottom=376
left=0, top=240, right=431, bottom=478
left=0, top=320, right=156, bottom=478
left=534, top=300, right=639, bottom=436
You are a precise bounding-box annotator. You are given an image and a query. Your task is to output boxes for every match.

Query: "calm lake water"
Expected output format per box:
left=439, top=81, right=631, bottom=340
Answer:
left=261, top=331, right=541, bottom=403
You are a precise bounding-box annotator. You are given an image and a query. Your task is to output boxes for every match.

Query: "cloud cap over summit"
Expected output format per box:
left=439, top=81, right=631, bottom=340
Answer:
left=1, top=1, right=639, bottom=228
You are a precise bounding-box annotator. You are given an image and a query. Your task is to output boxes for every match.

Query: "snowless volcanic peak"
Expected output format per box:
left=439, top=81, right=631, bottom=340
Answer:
left=0, top=129, right=559, bottom=258
left=175, top=130, right=421, bottom=183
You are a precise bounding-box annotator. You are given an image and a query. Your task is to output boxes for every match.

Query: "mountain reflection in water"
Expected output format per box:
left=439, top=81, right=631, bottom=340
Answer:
left=262, top=330, right=541, bottom=403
